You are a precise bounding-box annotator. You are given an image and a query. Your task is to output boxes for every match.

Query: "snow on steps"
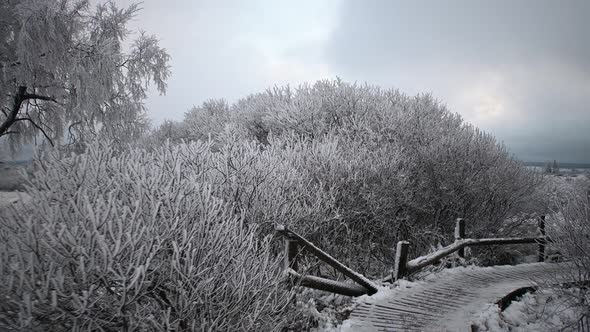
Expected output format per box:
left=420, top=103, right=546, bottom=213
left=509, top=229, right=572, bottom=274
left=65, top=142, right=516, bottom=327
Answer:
left=342, top=262, right=582, bottom=332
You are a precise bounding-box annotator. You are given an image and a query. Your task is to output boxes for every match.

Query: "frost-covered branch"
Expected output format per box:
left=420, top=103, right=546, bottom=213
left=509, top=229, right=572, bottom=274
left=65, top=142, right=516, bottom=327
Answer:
left=22, top=92, right=58, bottom=103
left=15, top=115, right=55, bottom=146
left=0, top=0, right=170, bottom=148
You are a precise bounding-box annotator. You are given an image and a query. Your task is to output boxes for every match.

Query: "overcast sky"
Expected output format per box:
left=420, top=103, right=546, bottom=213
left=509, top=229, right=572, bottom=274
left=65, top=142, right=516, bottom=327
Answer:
left=120, top=0, right=589, bottom=163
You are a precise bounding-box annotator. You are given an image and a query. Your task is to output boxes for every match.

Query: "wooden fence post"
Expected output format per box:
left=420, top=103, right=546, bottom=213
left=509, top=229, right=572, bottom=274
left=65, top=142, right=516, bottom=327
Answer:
left=455, top=218, right=466, bottom=258
left=285, top=239, right=299, bottom=271
left=538, top=215, right=546, bottom=262
left=393, top=241, right=410, bottom=280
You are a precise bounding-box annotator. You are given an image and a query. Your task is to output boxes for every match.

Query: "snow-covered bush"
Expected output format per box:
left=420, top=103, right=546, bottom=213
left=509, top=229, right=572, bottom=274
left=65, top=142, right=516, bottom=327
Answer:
left=230, top=80, right=539, bottom=236
left=547, top=177, right=590, bottom=308
left=183, top=99, right=231, bottom=142
left=145, top=119, right=188, bottom=145
left=152, top=79, right=539, bottom=273
left=0, top=141, right=293, bottom=331
left=145, top=100, right=231, bottom=147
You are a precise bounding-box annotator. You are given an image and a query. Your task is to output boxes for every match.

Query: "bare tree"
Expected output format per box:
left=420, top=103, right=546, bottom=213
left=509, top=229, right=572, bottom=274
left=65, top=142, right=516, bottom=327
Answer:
left=0, top=0, right=170, bottom=149
left=552, top=159, right=560, bottom=174
left=545, top=161, right=553, bottom=174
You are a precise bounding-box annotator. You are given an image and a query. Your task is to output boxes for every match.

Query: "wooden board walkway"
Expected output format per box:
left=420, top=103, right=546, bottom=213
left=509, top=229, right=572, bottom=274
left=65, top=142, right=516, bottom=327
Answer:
left=343, top=262, right=582, bottom=332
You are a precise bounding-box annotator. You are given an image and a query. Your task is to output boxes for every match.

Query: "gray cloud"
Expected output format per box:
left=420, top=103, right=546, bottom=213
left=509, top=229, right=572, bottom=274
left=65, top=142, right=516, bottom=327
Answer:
left=328, top=0, right=589, bottom=71
left=119, top=0, right=337, bottom=124
left=116, top=0, right=271, bottom=123
left=326, top=0, right=590, bottom=162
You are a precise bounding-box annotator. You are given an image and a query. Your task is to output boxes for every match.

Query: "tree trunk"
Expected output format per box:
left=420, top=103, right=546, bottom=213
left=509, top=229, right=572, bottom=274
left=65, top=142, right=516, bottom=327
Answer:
left=0, top=86, right=26, bottom=137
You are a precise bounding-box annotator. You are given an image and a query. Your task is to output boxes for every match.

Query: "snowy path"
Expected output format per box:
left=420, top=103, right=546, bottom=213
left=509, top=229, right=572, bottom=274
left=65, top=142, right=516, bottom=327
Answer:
left=343, top=262, right=581, bottom=332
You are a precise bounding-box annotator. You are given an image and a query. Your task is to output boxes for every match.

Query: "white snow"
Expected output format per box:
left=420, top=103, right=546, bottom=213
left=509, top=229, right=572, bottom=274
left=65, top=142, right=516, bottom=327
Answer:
left=472, top=288, right=585, bottom=331
left=0, top=191, right=30, bottom=208
left=333, top=263, right=582, bottom=331
left=336, top=280, right=422, bottom=332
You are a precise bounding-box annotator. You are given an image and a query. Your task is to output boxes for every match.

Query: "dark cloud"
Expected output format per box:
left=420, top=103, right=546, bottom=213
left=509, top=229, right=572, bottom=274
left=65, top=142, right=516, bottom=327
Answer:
left=326, top=0, right=590, bottom=163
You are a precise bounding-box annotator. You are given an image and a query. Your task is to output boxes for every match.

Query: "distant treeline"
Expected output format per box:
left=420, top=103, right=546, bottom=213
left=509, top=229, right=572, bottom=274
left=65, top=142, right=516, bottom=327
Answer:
left=524, top=161, right=590, bottom=170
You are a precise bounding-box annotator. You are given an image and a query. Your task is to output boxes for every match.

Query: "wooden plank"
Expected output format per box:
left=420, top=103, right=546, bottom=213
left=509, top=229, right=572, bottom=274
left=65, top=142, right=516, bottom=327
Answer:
left=286, top=269, right=369, bottom=297
left=423, top=288, right=478, bottom=298
left=386, top=297, right=449, bottom=312
left=375, top=301, right=441, bottom=317
left=383, top=295, right=442, bottom=307
left=353, top=310, right=429, bottom=328
left=494, top=270, right=540, bottom=279
left=403, top=294, right=465, bottom=308
left=350, top=311, right=409, bottom=324
left=276, top=225, right=379, bottom=294
left=372, top=303, right=443, bottom=317
left=458, top=273, right=493, bottom=282
left=431, top=285, right=481, bottom=296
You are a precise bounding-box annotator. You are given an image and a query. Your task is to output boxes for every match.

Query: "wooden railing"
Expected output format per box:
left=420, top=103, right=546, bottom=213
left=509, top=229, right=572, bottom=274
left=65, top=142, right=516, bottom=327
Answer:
left=276, top=225, right=378, bottom=296
left=388, top=216, right=551, bottom=282
left=276, top=216, right=551, bottom=297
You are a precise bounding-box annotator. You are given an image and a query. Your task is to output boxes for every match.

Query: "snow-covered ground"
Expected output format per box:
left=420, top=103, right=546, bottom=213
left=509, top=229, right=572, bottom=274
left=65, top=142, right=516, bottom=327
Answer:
left=473, top=288, right=587, bottom=331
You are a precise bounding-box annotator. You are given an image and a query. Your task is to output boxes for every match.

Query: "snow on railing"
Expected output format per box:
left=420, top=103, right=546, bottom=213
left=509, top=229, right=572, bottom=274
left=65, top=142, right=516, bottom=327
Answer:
left=276, top=216, right=551, bottom=296
left=386, top=216, right=551, bottom=282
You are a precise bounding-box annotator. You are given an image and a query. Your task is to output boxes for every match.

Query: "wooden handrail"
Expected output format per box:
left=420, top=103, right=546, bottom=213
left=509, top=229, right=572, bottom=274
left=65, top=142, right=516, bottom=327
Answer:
left=384, top=236, right=551, bottom=282
left=276, top=225, right=379, bottom=295
left=286, top=269, right=370, bottom=297
left=406, top=237, right=551, bottom=274
left=389, top=216, right=552, bottom=281
left=277, top=216, right=552, bottom=295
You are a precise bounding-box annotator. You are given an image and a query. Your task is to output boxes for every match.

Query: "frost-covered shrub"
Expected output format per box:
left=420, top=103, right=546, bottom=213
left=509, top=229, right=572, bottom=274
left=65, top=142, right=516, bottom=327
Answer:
left=145, top=119, right=189, bottom=145
left=227, top=80, right=540, bottom=238
left=549, top=176, right=590, bottom=275
left=183, top=99, right=231, bottom=142
left=0, top=141, right=292, bottom=331
left=538, top=177, right=590, bottom=326
left=145, top=100, right=231, bottom=147
left=143, top=79, right=540, bottom=274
